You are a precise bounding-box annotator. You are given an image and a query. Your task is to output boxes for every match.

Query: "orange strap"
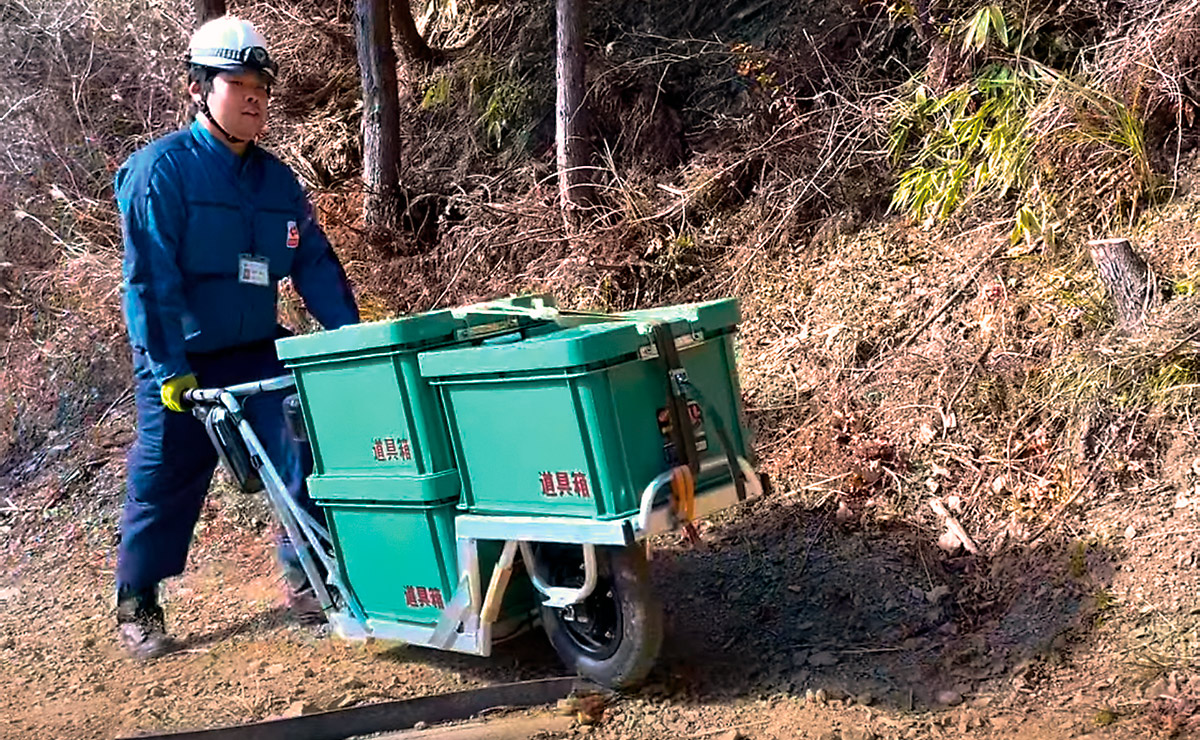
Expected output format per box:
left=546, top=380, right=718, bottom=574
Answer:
left=669, top=465, right=696, bottom=523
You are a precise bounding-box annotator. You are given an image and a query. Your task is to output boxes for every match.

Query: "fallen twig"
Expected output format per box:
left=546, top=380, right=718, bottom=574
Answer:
left=686, top=720, right=772, bottom=739
left=792, top=514, right=829, bottom=583
left=929, top=497, right=980, bottom=554
left=888, top=242, right=1007, bottom=360
left=1134, top=528, right=1200, bottom=540
left=1024, top=436, right=1114, bottom=545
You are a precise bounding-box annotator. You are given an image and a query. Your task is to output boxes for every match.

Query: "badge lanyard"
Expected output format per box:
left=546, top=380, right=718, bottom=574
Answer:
left=207, top=144, right=272, bottom=288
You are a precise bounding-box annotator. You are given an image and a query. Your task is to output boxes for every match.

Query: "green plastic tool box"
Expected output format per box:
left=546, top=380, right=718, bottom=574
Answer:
left=276, top=310, right=466, bottom=483
left=321, top=489, right=459, bottom=624
left=276, top=309, right=551, bottom=485
left=316, top=481, right=535, bottom=625
left=275, top=308, right=546, bottom=626
left=417, top=299, right=748, bottom=519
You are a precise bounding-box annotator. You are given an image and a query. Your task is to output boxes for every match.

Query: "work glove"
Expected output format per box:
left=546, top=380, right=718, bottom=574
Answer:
left=160, top=373, right=199, bottom=413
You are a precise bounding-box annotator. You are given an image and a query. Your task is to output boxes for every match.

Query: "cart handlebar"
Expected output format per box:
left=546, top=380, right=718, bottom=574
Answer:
left=182, top=374, right=296, bottom=407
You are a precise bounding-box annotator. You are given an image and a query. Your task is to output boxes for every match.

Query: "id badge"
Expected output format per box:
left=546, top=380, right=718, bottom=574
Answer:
left=238, top=254, right=270, bottom=286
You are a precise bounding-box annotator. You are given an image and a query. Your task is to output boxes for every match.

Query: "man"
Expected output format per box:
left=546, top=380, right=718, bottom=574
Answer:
left=114, top=16, right=360, bottom=659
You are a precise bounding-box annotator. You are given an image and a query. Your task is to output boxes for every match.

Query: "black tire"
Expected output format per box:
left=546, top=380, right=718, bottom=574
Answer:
left=537, top=544, right=663, bottom=689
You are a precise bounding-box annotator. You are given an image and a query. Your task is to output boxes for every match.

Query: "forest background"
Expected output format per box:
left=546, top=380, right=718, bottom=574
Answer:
left=7, top=0, right=1200, bottom=737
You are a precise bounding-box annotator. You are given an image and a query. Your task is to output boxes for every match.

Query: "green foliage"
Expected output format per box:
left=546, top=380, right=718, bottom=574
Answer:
left=421, top=74, right=452, bottom=110
left=466, top=59, right=533, bottom=150
left=477, top=80, right=527, bottom=148
left=889, top=13, right=1156, bottom=247
left=1093, top=708, right=1117, bottom=727
left=1144, top=358, right=1200, bottom=405
left=962, top=5, right=1010, bottom=53
left=1069, top=539, right=1089, bottom=578
left=890, top=63, right=1035, bottom=229
left=419, top=58, right=536, bottom=150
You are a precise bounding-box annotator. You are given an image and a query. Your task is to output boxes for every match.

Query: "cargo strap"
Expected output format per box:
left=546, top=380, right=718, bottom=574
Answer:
left=650, top=322, right=701, bottom=475
left=669, top=465, right=696, bottom=522
left=649, top=322, right=747, bottom=504
left=674, top=375, right=748, bottom=504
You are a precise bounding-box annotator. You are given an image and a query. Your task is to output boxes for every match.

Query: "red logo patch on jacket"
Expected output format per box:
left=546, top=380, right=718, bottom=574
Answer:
left=286, top=221, right=300, bottom=249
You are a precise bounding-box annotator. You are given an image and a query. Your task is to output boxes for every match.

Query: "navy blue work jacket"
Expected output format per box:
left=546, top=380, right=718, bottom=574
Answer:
left=116, top=121, right=359, bottom=384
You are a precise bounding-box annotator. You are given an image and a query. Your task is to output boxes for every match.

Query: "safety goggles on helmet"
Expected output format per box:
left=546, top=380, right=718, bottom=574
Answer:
left=189, top=45, right=277, bottom=79
left=187, top=16, right=279, bottom=81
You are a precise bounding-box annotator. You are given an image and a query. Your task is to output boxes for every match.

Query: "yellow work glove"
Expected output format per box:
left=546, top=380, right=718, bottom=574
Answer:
left=160, top=374, right=199, bottom=413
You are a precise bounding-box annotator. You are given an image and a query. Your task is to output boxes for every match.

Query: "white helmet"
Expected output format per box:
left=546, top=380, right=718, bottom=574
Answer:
left=187, top=16, right=277, bottom=80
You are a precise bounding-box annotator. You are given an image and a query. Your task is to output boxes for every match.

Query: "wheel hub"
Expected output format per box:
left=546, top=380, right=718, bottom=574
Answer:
left=558, top=586, right=621, bottom=660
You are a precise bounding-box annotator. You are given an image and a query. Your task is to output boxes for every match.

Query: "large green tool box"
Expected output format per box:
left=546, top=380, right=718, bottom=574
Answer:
left=276, top=309, right=550, bottom=485
left=321, top=487, right=459, bottom=625
left=316, top=479, right=535, bottom=626
left=275, top=308, right=552, bottom=627
left=417, top=299, right=748, bottom=519
left=276, top=311, right=466, bottom=483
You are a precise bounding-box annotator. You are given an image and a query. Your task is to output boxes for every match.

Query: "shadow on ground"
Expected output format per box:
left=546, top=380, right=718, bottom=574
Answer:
left=347, top=498, right=1116, bottom=711
left=645, top=498, right=1118, bottom=710
left=372, top=618, right=566, bottom=684
left=174, top=605, right=292, bottom=651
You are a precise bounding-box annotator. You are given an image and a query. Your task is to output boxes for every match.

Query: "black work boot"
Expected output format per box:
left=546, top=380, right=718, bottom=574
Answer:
left=283, top=581, right=328, bottom=626
left=280, top=553, right=329, bottom=626
left=116, top=585, right=174, bottom=660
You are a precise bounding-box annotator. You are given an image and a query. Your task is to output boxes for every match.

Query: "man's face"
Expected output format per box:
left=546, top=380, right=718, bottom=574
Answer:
left=192, top=68, right=270, bottom=143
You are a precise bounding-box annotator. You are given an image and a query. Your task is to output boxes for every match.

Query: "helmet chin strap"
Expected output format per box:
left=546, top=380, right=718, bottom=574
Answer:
left=200, top=95, right=247, bottom=145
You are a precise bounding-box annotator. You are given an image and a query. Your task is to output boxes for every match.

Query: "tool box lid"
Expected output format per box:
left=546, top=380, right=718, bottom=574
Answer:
left=612, top=297, right=740, bottom=330
left=418, top=321, right=645, bottom=378
left=417, top=299, right=740, bottom=379
left=276, top=310, right=467, bottom=364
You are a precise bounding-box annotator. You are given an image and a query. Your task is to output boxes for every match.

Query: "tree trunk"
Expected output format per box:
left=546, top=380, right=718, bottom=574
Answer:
left=193, top=0, right=225, bottom=24
left=912, top=0, right=965, bottom=95
left=1088, top=238, right=1162, bottom=331
left=353, top=0, right=402, bottom=232
left=556, top=0, right=592, bottom=226
left=390, top=0, right=438, bottom=69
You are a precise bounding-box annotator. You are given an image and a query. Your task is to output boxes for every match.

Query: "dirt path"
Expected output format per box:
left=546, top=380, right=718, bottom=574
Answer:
left=4, top=476, right=1187, bottom=740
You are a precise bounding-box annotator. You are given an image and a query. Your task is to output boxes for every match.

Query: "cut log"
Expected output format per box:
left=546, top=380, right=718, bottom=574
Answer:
left=1088, top=238, right=1161, bottom=331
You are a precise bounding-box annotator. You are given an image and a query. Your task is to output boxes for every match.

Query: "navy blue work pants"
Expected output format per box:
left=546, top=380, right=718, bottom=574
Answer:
left=116, top=338, right=322, bottom=593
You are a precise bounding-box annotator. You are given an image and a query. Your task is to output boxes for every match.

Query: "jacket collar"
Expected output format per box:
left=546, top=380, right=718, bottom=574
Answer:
left=190, top=119, right=259, bottom=172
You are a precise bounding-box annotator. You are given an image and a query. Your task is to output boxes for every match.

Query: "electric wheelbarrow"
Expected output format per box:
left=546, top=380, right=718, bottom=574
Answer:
left=186, top=297, right=764, bottom=689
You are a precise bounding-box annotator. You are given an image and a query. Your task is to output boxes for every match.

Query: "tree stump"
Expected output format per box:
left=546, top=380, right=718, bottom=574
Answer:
left=1088, top=238, right=1161, bottom=331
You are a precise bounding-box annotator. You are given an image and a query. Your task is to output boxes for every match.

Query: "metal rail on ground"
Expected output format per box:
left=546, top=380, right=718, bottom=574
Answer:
left=117, top=677, right=596, bottom=740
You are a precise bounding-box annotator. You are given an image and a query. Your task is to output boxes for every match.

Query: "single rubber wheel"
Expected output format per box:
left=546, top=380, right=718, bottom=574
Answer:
left=537, top=544, right=663, bottom=689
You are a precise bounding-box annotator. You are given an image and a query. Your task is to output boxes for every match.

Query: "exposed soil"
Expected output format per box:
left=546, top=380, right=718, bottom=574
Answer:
left=3, top=398, right=1199, bottom=740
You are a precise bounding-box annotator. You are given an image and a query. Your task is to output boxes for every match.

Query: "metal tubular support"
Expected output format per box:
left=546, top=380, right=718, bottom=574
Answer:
left=636, top=455, right=762, bottom=534
left=736, top=456, right=765, bottom=500
left=518, top=541, right=598, bottom=608
left=187, top=375, right=295, bottom=405
left=226, top=393, right=368, bottom=628
left=637, top=457, right=723, bottom=532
